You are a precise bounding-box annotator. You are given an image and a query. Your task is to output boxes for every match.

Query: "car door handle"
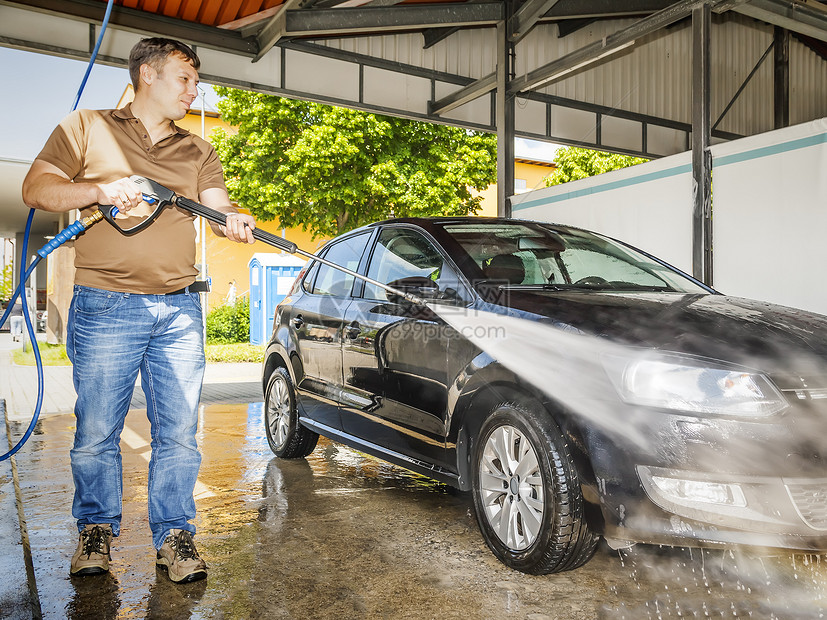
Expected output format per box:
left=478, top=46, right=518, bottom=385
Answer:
left=345, top=322, right=360, bottom=340
left=293, top=315, right=304, bottom=329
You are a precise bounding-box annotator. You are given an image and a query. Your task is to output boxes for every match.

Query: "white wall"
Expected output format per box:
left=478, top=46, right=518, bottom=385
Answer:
left=512, top=117, right=827, bottom=316
left=712, top=118, right=827, bottom=314
left=511, top=151, right=694, bottom=275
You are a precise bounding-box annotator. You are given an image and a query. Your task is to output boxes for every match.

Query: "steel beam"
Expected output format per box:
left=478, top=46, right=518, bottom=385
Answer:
left=432, top=0, right=703, bottom=115
left=510, top=0, right=705, bottom=94
left=774, top=26, right=790, bottom=128
left=712, top=40, right=774, bottom=132
left=509, top=0, right=562, bottom=43
left=430, top=73, right=497, bottom=116
left=543, top=0, right=675, bottom=20
left=283, top=3, right=503, bottom=37
left=339, top=0, right=409, bottom=6
left=253, top=0, right=302, bottom=63
left=692, top=3, right=713, bottom=285
left=733, top=0, right=827, bottom=43
left=496, top=18, right=516, bottom=218
left=422, top=27, right=460, bottom=49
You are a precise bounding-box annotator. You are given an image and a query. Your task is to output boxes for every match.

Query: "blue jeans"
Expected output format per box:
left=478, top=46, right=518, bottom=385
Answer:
left=66, top=285, right=205, bottom=549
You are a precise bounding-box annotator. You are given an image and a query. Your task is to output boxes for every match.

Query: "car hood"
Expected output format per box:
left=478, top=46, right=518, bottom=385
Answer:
left=482, top=290, right=827, bottom=387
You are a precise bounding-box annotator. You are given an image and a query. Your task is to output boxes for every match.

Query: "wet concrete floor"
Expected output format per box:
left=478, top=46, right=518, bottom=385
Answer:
left=3, top=401, right=827, bottom=619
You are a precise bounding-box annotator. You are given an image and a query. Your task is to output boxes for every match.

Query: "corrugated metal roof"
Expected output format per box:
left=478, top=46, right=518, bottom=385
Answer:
left=91, top=0, right=481, bottom=30
left=110, top=0, right=284, bottom=29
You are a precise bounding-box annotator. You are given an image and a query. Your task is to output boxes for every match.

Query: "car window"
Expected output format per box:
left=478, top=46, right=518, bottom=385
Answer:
left=363, top=228, right=466, bottom=303
left=558, top=247, right=666, bottom=287
left=301, top=260, right=322, bottom=294
left=439, top=221, right=708, bottom=293
left=305, top=232, right=370, bottom=297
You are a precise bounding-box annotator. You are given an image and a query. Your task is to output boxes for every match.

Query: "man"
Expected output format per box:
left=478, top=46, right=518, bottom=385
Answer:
left=225, top=279, right=237, bottom=305
left=22, top=37, right=255, bottom=583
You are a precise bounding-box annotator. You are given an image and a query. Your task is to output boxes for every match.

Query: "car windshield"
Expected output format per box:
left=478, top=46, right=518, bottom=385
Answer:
left=438, top=221, right=708, bottom=293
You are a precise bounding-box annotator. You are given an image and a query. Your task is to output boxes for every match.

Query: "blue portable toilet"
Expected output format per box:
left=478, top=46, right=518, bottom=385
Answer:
left=248, top=253, right=307, bottom=345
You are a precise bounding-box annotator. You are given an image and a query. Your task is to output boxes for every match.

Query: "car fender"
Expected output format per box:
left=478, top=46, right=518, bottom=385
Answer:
left=447, top=351, right=603, bottom=530
left=262, top=324, right=302, bottom=393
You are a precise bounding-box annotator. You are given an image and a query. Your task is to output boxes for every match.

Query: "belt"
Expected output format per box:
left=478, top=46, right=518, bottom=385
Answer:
left=164, top=280, right=211, bottom=295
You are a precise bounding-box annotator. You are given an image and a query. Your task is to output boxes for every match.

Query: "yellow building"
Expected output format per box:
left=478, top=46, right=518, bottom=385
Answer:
left=474, top=158, right=557, bottom=217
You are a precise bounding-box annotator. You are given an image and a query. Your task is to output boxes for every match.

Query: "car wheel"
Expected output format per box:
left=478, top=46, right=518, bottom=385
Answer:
left=264, top=366, right=318, bottom=458
left=472, top=401, right=599, bottom=574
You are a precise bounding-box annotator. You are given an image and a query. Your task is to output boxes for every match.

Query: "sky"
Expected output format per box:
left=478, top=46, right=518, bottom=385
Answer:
left=0, top=46, right=557, bottom=163
left=0, top=47, right=220, bottom=162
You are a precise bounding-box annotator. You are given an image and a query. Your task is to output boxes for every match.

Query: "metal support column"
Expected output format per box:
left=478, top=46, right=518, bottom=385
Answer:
left=692, top=3, right=713, bottom=285
left=774, top=26, right=790, bottom=129
left=496, top=11, right=515, bottom=218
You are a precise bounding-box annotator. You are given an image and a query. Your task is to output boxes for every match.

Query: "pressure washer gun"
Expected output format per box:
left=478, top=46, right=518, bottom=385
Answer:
left=95, top=175, right=426, bottom=306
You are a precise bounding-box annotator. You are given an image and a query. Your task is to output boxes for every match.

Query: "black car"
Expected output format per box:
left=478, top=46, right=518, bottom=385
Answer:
left=261, top=217, right=827, bottom=574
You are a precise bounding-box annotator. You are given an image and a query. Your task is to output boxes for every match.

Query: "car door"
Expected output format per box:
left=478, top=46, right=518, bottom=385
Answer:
left=289, top=232, right=371, bottom=431
left=340, top=226, right=471, bottom=468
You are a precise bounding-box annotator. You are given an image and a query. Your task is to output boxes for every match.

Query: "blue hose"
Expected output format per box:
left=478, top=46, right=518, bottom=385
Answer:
left=1, top=210, right=44, bottom=461
left=70, top=0, right=115, bottom=113
left=1, top=0, right=115, bottom=461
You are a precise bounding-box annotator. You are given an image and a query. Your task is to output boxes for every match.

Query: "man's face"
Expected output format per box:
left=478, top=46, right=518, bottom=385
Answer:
left=147, top=53, right=199, bottom=121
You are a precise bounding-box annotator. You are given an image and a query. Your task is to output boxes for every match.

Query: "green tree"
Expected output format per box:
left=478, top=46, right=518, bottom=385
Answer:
left=0, top=264, right=13, bottom=303
left=211, top=88, right=497, bottom=239
left=544, top=146, right=648, bottom=186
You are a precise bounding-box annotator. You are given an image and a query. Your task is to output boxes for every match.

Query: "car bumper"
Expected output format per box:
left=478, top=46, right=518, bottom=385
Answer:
left=584, top=402, right=827, bottom=551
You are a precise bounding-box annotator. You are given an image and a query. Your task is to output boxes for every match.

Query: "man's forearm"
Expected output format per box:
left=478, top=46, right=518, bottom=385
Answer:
left=22, top=172, right=98, bottom=213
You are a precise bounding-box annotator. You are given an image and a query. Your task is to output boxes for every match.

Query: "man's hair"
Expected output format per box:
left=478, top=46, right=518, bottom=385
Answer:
left=128, top=38, right=200, bottom=90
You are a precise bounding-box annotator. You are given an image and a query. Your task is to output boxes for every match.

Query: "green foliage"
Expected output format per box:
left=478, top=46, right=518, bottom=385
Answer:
left=0, top=264, right=13, bottom=303
left=13, top=343, right=71, bottom=366
left=206, top=297, right=250, bottom=344
left=205, top=343, right=265, bottom=363
left=544, top=147, right=648, bottom=187
left=211, top=88, right=498, bottom=239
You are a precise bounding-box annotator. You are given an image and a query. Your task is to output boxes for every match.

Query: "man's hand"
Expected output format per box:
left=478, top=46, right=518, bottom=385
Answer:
left=219, top=212, right=256, bottom=244
left=199, top=187, right=256, bottom=244
left=95, top=178, right=144, bottom=213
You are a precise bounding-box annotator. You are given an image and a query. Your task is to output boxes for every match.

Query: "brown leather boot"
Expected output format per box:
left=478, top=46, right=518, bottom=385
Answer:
left=70, top=524, right=113, bottom=575
left=156, top=529, right=207, bottom=583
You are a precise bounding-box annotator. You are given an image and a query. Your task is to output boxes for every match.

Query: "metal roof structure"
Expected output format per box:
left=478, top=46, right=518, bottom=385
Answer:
left=2, top=0, right=827, bottom=279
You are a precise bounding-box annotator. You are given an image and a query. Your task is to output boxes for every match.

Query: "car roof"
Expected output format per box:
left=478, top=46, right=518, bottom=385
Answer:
left=348, top=216, right=563, bottom=237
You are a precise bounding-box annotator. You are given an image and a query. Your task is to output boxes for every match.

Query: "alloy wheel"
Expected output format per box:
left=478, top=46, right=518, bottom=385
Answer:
left=478, top=424, right=545, bottom=551
left=267, top=373, right=292, bottom=449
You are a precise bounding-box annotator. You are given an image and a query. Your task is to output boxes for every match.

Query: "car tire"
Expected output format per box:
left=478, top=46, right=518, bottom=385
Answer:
left=264, top=366, right=318, bottom=458
left=472, top=401, right=599, bottom=574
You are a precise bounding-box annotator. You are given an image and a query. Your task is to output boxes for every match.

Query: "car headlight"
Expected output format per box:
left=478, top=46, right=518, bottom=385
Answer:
left=602, top=354, right=788, bottom=417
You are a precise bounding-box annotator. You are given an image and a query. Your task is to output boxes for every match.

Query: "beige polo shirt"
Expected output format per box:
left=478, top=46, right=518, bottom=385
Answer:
left=35, top=103, right=227, bottom=294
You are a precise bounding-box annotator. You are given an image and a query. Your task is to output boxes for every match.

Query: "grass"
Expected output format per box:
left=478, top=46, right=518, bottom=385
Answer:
left=205, top=343, right=265, bottom=363
left=12, top=342, right=72, bottom=366
left=11, top=342, right=265, bottom=365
